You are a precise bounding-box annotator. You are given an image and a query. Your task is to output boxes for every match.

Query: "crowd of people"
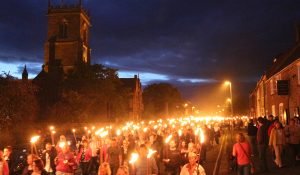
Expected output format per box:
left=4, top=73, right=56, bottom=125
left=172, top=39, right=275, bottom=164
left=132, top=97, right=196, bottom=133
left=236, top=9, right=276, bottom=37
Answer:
left=4, top=115, right=297, bottom=175
left=0, top=117, right=231, bottom=175
left=232, top=115, right=300, bottom=175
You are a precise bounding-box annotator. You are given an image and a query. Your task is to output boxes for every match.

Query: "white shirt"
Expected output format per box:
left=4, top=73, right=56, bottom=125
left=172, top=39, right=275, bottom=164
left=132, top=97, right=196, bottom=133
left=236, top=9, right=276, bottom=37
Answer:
left=44, top=152, right=53, bottom=172
left=180, top=164, right=206, bottom=175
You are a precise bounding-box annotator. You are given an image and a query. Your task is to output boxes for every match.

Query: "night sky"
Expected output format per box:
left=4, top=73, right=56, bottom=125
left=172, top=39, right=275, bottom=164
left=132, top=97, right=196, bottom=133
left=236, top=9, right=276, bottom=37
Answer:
left=1, top=0, right=300, bottom=114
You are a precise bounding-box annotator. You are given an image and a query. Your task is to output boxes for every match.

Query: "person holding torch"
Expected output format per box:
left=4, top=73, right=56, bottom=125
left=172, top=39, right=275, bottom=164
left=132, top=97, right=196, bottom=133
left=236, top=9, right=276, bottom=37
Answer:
left=55, top=143, right=77, bottom=175
left=134, top=144, right=158, bottom=175
left=180, top=150, right=206, bottom=175
left=162, top=140, right=181, bottom=175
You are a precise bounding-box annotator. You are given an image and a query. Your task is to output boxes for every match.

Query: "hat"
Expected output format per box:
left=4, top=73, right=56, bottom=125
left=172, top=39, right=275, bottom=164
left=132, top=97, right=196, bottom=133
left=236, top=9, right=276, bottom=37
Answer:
left=188, top=151, right=198, bottom=158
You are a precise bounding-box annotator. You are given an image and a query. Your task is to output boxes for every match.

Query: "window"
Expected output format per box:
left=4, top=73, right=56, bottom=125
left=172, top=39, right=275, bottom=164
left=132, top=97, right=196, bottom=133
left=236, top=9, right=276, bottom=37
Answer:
left=270, top=79, right=275, bottom=95
left=59, top=19, right=68, bottom=38
left=279, top=103, right=284, bottom=122
left=275, top=74, right=281, bottom=93
left=272, top=105, right=276, bottom=116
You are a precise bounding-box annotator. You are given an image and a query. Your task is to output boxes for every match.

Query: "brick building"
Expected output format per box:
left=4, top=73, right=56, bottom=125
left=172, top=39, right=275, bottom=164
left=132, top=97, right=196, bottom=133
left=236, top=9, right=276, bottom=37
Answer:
left=120, top=75, right=143, bottom=121
left=250, top=41, right=300, bottom=124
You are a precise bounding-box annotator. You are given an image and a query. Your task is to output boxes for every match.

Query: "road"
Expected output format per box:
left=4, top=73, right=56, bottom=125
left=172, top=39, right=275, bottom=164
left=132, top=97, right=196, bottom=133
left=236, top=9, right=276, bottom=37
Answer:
left=202, top=128, right=300, bottom=175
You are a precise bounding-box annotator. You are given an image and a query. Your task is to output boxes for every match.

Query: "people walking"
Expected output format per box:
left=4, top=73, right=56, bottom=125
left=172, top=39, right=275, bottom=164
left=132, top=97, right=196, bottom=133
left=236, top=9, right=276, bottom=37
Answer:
left=269, top=120, right=286, bottom=168
left=285, top=118, right=300, bottom=164
left=180, top=151, right=206, bottom=175
left=256, top=117, right=269, bottom=173
left=232, top=133, right=252, bottom=175
left=247, top=119, right=258, bottom=156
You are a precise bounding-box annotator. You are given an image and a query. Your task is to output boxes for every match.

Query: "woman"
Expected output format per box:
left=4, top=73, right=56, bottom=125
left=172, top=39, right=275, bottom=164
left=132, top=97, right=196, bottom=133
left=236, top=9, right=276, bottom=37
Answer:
left=285, top=118, right=300, bottom=163
left=232, top=133, right=252, bottom=175
left=269, top=121, right=286, bottom=168
left=31, top=159, right=47, bottom=175
left=55, top=145, right=77, bottom=175
left=98, top=162, right=111, bottom=175
left=22, top=154, right=39, bottom=175
left=0, top=150, right=9, bottom=175
left=76, top=139, right=92, bottom=175
left=180, top=151, right=206, bottom=175
left=116, top=165, right=129, bottom=175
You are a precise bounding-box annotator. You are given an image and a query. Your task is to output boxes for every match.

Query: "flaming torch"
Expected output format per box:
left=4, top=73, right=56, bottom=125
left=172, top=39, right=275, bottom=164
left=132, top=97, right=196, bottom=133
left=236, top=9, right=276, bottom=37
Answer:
left=72, top=129, right=77, bottom=143
left=147, top=149, right=157, bottom=158
left=165, top=135, right=172, bottom=144
left=49, top=126, right=55, bottom=146
left=30, top=135, right=40, bottom=154
left=129, top=153, right=139, bottom=164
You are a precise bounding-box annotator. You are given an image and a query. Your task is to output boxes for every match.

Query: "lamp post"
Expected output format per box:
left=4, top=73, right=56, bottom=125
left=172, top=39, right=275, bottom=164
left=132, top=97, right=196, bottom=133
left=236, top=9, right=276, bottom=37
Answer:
left=225, top=81, right=234, bottom=117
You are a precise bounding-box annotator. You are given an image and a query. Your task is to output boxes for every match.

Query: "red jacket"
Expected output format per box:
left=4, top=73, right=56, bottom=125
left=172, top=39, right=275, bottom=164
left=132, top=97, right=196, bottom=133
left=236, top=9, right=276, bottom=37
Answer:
left=56, top=151, right=77, bottom=173
left=76, top=147, right=92, bottom=163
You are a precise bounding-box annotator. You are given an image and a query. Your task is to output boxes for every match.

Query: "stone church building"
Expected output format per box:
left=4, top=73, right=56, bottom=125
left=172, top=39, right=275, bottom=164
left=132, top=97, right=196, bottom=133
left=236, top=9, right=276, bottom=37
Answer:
left=25, top=0, right=143, bottom=121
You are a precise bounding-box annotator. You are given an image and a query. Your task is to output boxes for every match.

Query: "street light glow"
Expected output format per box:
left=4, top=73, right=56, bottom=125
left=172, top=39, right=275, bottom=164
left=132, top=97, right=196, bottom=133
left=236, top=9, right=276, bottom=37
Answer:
left=224, top=81, right=231, bottom=86
left=224, top=80, right=233, bottom=116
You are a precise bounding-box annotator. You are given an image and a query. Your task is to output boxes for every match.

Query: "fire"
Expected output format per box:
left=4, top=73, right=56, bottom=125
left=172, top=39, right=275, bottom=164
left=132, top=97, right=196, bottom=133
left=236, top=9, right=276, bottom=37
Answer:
left=129, top=153, right=139, bottom=164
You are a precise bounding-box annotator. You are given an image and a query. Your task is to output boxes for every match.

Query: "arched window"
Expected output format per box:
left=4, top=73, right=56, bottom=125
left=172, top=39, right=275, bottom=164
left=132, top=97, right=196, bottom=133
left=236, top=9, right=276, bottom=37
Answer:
left=59, top=19, right=68, bottom=38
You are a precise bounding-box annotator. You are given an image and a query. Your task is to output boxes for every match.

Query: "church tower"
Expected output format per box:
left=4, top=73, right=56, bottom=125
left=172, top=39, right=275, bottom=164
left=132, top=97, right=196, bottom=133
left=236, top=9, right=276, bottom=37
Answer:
left=44, top=0, right=91, bottom=74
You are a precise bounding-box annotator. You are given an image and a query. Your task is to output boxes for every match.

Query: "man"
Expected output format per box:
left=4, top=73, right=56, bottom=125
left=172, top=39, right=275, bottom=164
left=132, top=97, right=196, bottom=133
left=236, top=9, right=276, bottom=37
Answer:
left=89, top=135, right=100, bottom=174
left=135, top=144, right=158, bottom=175
left=41, top=143, right=57, bottom=175
left=180, top=151, right=206, bottom=175
left=3, top=146, right=17, bottom=175
left=247, top=119, right=258, bottom=156
left=162, top=140, right=181, bottom=175
left=106, top=138, right=122, bottom=175
left=257, top=117, right=269, bottom=173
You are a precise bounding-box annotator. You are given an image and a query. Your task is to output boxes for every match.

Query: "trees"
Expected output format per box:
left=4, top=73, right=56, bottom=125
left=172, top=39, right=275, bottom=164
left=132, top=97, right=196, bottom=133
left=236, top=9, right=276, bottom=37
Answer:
left=0, top=74, right=38, bottom=127
left=47, top=64, right=128, bottom=122
left=143, top=83, right=183, bottom=118
left=0, top=73, right=38, bottom=146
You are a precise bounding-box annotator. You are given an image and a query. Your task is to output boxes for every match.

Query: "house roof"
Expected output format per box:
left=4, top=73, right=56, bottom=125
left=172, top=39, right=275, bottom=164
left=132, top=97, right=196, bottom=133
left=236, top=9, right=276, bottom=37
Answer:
left=266, top=42, right=300, bottom=79
left=33, top=66, right=48, bottom=83
left=120, top=78, right=137, bottom=91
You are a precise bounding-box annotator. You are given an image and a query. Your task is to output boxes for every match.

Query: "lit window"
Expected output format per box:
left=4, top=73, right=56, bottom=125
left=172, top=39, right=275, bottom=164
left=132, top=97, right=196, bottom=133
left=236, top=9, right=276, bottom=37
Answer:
left=272, top=105, right=276, bottom=116
left=270, top=79, right=275, bottom=95
left=279, top=103, right=284, bottom=118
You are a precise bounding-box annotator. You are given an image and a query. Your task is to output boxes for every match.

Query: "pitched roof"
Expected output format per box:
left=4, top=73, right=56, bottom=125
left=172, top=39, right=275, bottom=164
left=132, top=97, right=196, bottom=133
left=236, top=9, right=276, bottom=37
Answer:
left=266, top=42, right=300, bottom=79
left=33, top=66, right=48, bottom=83
left=120, top=78, right=137, bottom=91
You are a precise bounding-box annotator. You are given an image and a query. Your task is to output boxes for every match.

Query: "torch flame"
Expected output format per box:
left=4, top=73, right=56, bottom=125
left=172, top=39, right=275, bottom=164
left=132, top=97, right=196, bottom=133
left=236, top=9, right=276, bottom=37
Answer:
left=58, top=141, right=66, bottom=148
left=30, top=136, right=40, bottom=143
left=147, top=149, right=157, bottom=158
left=199, top=128, right=205, bottom=144
left=129, top=153, right=139, bottom=164
left=165, top=135, right=172, bottom=144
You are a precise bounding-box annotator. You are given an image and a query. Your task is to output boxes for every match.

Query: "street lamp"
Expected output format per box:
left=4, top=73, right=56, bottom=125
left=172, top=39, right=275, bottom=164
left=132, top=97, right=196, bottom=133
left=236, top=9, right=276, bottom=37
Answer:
left=224, top=81, right=233, bottom=117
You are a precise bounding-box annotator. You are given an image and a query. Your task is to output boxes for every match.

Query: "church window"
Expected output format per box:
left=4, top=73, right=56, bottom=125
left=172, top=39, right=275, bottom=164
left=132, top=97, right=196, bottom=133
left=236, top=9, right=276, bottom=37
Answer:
left=59, top=19, right=68, bottom=38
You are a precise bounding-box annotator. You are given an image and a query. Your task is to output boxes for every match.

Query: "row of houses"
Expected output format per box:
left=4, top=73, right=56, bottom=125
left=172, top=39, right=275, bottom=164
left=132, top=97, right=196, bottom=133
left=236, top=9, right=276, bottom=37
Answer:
left=249, top=39, right=300, bottom=125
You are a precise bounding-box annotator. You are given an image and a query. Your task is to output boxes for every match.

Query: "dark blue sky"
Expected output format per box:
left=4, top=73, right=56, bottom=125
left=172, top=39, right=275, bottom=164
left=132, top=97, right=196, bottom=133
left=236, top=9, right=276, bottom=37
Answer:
left=1, top=0, right=300, bottom=114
